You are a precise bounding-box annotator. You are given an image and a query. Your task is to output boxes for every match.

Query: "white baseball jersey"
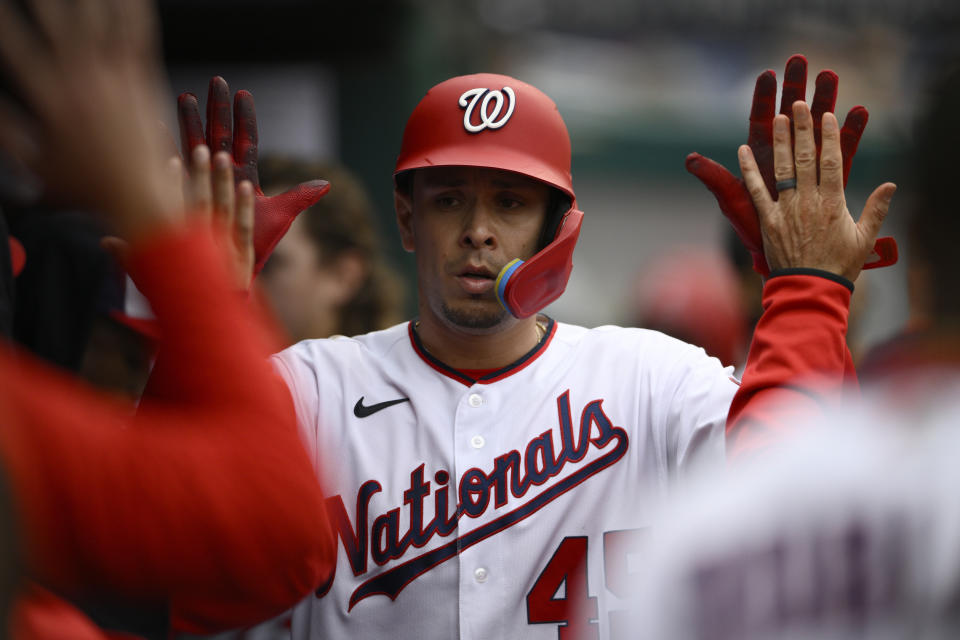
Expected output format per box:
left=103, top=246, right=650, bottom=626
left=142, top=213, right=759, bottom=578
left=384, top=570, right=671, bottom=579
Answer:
left=272, top=317, right=737, bottom=639
left=625, top=371, right=960, bottom=640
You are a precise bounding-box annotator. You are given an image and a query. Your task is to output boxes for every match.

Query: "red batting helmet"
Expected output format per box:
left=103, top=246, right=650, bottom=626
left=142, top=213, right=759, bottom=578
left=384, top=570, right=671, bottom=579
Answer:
left=394, top=73, right=583, bottom=319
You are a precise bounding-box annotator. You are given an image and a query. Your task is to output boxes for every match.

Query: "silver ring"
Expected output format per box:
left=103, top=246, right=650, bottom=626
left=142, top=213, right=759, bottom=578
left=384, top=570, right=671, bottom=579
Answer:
left=775, top=178, right=797, bottom=192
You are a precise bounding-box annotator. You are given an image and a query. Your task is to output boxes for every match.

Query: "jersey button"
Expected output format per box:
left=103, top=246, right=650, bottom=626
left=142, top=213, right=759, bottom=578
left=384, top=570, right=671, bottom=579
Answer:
left=474, top=567, right=488, bottom=583
left=470, top=435, right=485, bottom=449
left=468, top=393, right=483, bottom=408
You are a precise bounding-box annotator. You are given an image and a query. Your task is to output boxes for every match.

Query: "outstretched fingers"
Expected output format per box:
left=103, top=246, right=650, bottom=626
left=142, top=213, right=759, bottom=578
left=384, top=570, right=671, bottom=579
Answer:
left=771, top=114, right=795, bottom=192
left=685, top=152, right=742, bottom=201
left=205, top=76, right=232, bottom=154
left=857, top=183, right=897, bottom=250
left=178, top=92, right=204, bottom=157
left=810, top=70, right=838, bottom=153
left=792, top=102, right=817, bottom=193
left=212, top=151, right=235, bottom=230
left=738, top=145, right=775, bottom=218
left=188, top=144, right=213, bottom=221
left=779, top=55, right=807, bottom=117
left=165, top=155, right=185, bottom=214
left=235, top=180, right=255, bottom=284
left=686, top=151, right=763, bottom=252
left=818, top=113, right=844, bottom=197
left=840, top=106, right=869, bottom=186
left=747, top=70, right=778, bottom=197
left=232, top=90, right=259, bottom=188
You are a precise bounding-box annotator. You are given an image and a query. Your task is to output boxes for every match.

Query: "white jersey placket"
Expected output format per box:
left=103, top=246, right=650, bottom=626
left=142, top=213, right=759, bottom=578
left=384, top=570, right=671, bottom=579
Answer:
left=454, top=381, right=502, bottom=640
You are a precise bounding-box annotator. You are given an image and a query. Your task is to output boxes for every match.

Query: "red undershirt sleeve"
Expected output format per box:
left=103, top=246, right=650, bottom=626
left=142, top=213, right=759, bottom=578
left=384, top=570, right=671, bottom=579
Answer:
left=726, top=272, right=856, bottom=460
left=0, top=224, right=335, bottom=632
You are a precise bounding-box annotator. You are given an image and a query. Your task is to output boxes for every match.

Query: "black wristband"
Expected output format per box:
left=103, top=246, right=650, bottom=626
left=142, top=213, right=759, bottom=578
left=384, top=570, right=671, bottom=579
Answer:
left=768, top=268, right=854, bottom=293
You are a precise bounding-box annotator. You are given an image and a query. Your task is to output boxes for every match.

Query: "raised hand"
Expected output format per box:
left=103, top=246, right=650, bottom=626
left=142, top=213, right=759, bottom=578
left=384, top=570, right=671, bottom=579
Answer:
left=0, top=0, right=181, bottom=241
left=102, top=142, right=256, bottom=291
left=687, top=55, right=897, bottom=276
left=183, top=144, right=255, bottom=287
left=739, top=101, right=896, bottom=282
left=177, top=77, right=329, bottom=276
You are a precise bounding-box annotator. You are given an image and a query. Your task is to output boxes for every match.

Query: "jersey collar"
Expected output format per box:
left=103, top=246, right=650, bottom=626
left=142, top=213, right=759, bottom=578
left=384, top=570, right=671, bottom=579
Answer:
left=407, top=317, right=557, bottom=387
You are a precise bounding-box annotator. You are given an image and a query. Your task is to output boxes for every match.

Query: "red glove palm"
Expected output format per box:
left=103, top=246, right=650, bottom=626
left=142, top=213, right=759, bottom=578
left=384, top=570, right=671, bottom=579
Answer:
left=177, top=77, right=330, bottom=276
left=687, top=55, right=897, bottom=277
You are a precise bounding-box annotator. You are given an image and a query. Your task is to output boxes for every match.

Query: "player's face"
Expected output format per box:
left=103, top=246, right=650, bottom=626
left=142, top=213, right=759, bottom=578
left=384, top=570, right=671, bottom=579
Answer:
left=396, top=166, right=550, bottom=332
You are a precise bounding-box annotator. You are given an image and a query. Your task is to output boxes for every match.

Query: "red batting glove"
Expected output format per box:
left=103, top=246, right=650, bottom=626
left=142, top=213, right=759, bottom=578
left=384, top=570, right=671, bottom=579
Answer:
left=688, top=54, right=897, bottom=277
left=177, top=76, right=330, bottom=276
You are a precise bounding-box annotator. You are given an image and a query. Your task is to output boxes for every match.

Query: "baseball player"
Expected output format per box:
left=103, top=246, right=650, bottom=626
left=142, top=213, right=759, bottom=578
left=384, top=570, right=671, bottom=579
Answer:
left=243, top=60, right=896, bottom=638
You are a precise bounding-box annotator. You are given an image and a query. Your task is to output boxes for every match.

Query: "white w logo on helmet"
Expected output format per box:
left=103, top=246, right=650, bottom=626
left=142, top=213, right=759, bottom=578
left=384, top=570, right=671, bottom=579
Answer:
left=458, top=87, right=516, bottom=133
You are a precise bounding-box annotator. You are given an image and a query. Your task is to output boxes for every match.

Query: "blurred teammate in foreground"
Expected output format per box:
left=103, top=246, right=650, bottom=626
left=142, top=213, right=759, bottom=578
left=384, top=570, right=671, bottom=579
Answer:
left=0, top=0, right=335, bottom=637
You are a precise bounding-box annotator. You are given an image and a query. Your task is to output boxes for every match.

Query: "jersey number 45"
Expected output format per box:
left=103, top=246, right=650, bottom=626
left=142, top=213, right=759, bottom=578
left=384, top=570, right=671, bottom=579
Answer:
left=527, top=529, right=645, bottom=639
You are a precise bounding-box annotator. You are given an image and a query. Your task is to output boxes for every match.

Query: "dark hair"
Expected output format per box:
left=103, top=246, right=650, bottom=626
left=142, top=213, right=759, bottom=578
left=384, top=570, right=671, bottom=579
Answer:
left=259, top=157, right=404, bottom=336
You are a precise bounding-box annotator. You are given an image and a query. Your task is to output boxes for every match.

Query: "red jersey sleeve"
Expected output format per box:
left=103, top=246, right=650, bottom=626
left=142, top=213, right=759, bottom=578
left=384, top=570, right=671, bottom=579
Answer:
left=0, top=225, right=335, bottom=632
left=726, top=272, right=856, bottom=459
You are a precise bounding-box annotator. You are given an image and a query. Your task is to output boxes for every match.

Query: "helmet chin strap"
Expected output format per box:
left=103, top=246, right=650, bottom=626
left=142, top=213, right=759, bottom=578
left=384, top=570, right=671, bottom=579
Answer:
left=496, top=208, right=583, bottom=319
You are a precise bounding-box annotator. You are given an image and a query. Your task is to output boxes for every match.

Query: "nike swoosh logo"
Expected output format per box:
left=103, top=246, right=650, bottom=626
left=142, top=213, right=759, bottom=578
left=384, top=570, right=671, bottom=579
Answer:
left=353, top=396, right=410, bottom=418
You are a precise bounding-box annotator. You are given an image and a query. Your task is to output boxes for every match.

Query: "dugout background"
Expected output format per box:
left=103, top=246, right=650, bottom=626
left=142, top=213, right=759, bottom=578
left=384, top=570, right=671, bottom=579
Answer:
left=158, top=0, right=960, bottom=359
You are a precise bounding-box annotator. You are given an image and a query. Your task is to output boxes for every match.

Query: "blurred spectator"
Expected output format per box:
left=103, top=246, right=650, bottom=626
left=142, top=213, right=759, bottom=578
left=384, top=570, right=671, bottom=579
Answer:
left=257, top=158, right=404, bottom=343
left=629, top=246, right=747, bottom=368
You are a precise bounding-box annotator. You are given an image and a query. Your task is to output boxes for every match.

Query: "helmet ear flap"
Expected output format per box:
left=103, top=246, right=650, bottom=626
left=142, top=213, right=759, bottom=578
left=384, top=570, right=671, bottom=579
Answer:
left=537, top=190, right=572, bottom=250
left=497, top=208, right=584, bottom=318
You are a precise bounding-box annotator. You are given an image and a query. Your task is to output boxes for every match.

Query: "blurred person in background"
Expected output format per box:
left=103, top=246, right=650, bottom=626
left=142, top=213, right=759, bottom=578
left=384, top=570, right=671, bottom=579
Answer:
left=858, top=108, right=954, bottom=379
left=257, top=157, right=404, bottom=344
left=2, top=205, right=155, bottom=403
left=628, top=246, right=748, bottom=369
left=623, top=58, right=960, bottom=640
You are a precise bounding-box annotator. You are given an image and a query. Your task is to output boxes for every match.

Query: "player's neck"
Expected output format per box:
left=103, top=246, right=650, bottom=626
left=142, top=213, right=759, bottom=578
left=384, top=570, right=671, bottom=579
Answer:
left=414, top=313, right=544, bottom=371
